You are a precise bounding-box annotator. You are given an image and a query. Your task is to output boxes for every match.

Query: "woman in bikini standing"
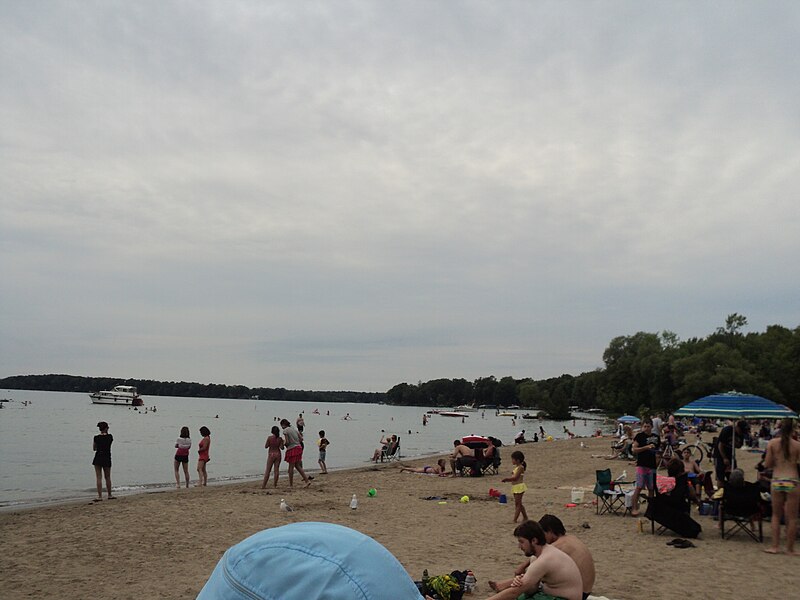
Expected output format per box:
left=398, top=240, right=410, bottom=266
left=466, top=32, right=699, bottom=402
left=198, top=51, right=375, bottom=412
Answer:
left=764, top=418, right=800, bottom=555
left=197, top=426, right=211, bottom=487
left=262, top=425, right=284, bottom=488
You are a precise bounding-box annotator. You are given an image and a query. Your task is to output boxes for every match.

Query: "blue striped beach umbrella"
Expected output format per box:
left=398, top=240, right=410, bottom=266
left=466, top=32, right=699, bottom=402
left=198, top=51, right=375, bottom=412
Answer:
left=674, top=391, right=798, bottom=462
left=673, top=391, right=798, bottom=421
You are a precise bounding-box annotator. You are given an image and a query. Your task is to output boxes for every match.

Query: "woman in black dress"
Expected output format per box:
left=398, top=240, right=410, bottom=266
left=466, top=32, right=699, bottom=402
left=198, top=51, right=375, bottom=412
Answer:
left=92, top=421, right=115, bottom=500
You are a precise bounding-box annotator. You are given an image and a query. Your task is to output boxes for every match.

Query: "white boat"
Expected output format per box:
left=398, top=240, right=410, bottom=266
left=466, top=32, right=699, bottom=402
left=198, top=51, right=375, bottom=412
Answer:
left=497, top=412, right=516, bottom=417
left=89, top=385, right=143, bottom=407
left=440, top=411, right=470, bottom=418
left=454, top=404, right=478, bottom=412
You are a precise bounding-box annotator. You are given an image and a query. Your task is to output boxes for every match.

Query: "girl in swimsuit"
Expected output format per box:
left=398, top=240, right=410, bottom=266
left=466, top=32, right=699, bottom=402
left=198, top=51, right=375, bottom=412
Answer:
left=502, top=450, right=528, bottom=523
left=197, top=426, right=211, bottom=487
left=174, top=426, right=192, bottom=489
left=399, top=459, right=447, bottom=475
left=764, top=418, right=800, bottom=555
left=262, top=426, right=284, bottom=489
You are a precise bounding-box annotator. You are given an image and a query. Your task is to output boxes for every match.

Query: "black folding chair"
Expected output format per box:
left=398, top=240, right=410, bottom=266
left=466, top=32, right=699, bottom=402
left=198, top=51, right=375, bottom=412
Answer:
left=720, top=482, right=763, bottom=542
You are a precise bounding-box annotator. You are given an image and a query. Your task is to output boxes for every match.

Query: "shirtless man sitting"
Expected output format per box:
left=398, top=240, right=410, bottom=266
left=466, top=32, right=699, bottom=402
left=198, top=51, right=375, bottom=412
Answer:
left=538, top=515, right=595, bottom=600
left=449, top=439, right=474, bottom=475
left=487, top=520, right=583, bottom=600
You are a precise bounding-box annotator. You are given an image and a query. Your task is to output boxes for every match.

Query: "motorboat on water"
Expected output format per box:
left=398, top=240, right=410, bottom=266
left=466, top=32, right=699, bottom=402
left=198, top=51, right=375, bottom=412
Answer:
left=440, top=411, right=470, bottom=418
left=454, top=404, right=478, bottom=412
left=89, top=385, right=144, bottom=407
left=497, top=412, right=516, bottom=417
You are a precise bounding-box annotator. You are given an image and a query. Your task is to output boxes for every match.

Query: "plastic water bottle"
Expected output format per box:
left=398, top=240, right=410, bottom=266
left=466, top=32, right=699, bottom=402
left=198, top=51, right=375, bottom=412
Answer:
left=465, top=571, right=476, bottom=594
left=620, top=469, right=627, bottom=481
left=350, top=494, right=358, bottom=510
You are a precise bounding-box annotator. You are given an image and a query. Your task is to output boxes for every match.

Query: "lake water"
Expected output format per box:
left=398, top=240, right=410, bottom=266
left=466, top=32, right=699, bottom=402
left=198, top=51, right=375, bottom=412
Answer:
left=0, top=390, right=610, bottom=509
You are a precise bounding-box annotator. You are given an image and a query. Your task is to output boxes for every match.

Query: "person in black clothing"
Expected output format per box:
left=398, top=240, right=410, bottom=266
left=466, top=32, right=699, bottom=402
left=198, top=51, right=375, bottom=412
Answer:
left=630, top=418, right=660, bottom=516
left=715, top=420, right=748, bottom=487
left=92, top=421, right=115, bottom=501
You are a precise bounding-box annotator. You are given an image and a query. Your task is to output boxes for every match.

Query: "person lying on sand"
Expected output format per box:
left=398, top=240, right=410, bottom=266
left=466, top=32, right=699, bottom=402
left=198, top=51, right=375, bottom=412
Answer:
left=399, top=459, right=448, bottom=475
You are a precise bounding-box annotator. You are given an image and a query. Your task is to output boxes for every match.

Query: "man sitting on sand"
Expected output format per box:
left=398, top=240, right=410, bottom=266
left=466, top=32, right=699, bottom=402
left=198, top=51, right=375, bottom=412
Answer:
left=487, top=520, right=582, bottom=600
left=538, top=515, right=595, bottom=600
left=450, top=439, right=474, bottom=475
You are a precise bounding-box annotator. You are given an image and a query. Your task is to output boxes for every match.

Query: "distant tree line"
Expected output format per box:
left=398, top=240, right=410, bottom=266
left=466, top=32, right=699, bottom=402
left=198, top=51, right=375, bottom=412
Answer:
left=3, top=315, right=797, bottom=419
left=387, top=315, right=800, bottom=419
left=0, top=374, right=385, bottom=404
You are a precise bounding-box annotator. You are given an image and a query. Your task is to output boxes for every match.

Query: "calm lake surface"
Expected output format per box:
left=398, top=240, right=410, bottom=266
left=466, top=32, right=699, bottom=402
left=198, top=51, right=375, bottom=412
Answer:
left=0, top=390, right=610, bottom=509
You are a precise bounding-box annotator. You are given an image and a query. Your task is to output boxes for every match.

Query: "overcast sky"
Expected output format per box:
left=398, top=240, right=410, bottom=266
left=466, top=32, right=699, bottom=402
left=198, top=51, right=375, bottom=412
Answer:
left=1, top=1, right=799, bottom=392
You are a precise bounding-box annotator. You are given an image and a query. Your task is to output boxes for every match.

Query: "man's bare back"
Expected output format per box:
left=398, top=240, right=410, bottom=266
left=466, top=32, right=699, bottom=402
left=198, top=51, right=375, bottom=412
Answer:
left=551, top=535, right=595, bottom=595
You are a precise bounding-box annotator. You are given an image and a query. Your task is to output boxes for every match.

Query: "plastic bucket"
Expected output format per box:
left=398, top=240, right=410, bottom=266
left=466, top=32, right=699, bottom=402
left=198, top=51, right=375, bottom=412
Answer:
left=499, top=494, right=508, bottom=504
left=571, top=488, right=584, bottom=503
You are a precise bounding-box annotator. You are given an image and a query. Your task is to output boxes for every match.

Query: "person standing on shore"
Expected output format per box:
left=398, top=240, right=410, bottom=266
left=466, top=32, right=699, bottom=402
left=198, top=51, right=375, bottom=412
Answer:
left=630, top=418, right=659, bottom=516
left=281, top=419, right=311, bottom=487
left=503, top=450, right=528, bottom=523
left=92, top=421, right=114, bottom=501
left=296, top=413, right=305, bottom=434
left=262, top=426, right=284, bottom=488
left=197, top=426, right=211, bottom=486
left=317, top=430, right=330, bottom=474
left=174, top=426, right=192, bottom=488
left=763, top=418, right=800, bottom=555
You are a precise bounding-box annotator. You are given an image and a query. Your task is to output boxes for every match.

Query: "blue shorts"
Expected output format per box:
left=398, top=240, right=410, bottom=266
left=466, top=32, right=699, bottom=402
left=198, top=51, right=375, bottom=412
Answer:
left=319, top=451, right=326, bottom=462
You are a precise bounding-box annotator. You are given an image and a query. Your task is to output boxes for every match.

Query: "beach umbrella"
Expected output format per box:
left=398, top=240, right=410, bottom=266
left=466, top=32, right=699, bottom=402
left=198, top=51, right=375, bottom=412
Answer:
left=673, top=391, right=798, bottom=464
left=616, top=415, right=641, bottom=424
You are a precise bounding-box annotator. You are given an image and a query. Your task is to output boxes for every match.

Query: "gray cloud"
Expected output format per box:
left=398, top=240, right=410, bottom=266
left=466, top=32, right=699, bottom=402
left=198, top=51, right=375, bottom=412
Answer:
left=2, top=1, right=799, bottom=390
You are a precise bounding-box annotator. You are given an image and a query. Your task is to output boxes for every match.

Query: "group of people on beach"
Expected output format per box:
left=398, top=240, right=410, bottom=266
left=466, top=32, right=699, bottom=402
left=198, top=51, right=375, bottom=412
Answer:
left=172, top=425, right=211, bottom=488
left=91, top=410, right=333, bottom=498
left=622, top=415, right=800, bottom=555
left=260, top=416, right=329, bottom=489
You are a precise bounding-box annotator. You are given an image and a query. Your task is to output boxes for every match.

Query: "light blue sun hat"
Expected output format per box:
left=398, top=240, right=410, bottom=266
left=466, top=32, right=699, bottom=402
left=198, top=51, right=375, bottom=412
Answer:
left=197, top=522, right=422, bottom=599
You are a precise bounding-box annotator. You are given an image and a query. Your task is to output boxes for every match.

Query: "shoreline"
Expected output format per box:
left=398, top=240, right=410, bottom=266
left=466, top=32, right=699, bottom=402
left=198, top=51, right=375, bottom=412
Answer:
left=0, top=450, right=447, bottom=514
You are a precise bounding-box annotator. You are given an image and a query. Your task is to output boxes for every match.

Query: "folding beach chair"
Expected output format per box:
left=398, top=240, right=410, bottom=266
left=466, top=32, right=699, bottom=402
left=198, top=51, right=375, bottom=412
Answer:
left=480, top=447, right=501, bottom=475
left=380, top=437, right=401, bottom=462
left=593, top=469, right=628, bottom=515
left=720, top=481, right=763, bottom=542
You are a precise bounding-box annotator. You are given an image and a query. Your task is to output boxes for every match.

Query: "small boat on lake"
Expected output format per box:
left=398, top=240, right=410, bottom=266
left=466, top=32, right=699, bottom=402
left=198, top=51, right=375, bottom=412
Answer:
left=89, top=385, right=143, bottom=407
left=454, top=404, right=478, bottom=412
left=497, top=412, right=516, bottom=417
left=440, top=411, right=470, bottom=418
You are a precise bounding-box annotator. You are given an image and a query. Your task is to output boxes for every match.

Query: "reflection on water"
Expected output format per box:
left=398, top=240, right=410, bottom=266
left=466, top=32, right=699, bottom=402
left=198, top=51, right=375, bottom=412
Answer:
left=0, top=389, right=610, bottom=508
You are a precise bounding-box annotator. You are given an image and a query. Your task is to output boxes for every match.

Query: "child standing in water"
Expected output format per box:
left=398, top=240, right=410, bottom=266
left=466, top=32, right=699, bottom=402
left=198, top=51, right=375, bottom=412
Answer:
left=197, top=426, right=211, bottom=486
left=502, top=450, right=528, bottom=523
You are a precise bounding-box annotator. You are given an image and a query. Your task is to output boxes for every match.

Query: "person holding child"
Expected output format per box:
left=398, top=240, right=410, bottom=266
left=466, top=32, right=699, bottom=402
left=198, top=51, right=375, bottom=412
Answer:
left=503, top=450, right=528, bottom=523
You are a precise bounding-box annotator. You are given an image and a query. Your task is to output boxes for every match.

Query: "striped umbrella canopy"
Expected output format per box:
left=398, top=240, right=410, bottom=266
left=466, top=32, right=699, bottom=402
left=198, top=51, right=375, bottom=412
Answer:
left=674, top=391, right=798, bottom=465
left=673, top=391, right=798, bottom=420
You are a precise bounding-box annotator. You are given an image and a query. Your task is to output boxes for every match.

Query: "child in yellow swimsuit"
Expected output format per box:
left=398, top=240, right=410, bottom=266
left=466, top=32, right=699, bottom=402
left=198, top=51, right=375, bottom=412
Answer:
left=502, top=450, right=528, bottom=523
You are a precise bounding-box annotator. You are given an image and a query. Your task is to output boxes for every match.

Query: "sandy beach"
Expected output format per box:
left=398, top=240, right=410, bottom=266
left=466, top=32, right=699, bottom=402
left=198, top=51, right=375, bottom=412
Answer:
left=1, top=435, right=795, bottom=599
